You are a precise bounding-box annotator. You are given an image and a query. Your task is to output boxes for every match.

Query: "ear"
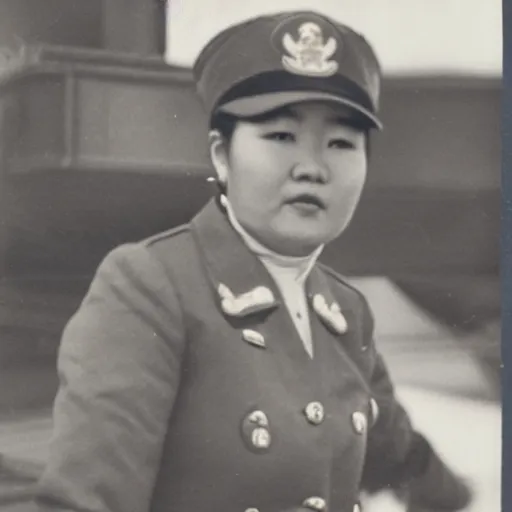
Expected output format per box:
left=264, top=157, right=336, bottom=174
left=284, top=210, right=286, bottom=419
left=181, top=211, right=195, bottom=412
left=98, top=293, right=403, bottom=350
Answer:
left=208, top=130, right=230, bottom=185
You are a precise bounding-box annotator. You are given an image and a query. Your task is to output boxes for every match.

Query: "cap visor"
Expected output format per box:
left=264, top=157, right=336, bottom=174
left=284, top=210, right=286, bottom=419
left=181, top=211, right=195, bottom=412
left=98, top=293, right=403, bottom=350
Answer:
left=219, top=91, right=382, bottom=130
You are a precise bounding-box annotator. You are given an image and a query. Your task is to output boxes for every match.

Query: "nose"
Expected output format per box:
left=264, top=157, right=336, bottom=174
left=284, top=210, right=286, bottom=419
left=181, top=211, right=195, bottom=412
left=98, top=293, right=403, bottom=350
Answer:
left=291, top=159, right=329, bottom=184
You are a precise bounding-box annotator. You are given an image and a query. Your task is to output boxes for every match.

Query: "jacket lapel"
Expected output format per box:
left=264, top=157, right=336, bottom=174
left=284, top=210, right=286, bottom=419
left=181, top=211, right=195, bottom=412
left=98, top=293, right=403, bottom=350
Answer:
left=306, top=265, right=371, bottom=393
left=190, top=199, right=281, bottom=319
left=190, top=199, right=355, bottom=372
left=307, top=266, right=350, bottom=337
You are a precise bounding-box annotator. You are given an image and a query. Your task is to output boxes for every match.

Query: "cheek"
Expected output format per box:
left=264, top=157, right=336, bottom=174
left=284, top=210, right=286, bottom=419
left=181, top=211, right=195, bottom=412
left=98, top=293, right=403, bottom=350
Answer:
left=328, top=155, right=367, bottom=215
left=228, top=144, right=288, bottom=197
left=330, top=154, right=367, bottom=192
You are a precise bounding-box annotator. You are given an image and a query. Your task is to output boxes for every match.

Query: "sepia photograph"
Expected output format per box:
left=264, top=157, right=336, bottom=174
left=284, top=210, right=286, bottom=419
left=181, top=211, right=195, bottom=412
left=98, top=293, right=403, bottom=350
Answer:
left=0, top=1, right=502, bottom=511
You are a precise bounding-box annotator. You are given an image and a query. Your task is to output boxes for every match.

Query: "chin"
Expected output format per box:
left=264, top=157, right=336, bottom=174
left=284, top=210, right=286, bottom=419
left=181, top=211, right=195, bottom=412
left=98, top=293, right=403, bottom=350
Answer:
left=266, top=222, right=335, bottom=256
left=278, top=232, right=330, bottom=256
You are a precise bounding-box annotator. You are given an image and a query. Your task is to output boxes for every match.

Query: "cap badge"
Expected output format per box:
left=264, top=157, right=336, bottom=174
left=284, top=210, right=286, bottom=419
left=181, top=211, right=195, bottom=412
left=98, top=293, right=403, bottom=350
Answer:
left=282, top=22, right=338, bottom=77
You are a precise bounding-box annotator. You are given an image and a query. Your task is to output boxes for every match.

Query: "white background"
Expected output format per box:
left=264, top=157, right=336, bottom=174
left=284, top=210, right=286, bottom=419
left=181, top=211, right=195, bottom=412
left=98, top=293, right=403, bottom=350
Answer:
left=166, top=0, right=502, bottom=75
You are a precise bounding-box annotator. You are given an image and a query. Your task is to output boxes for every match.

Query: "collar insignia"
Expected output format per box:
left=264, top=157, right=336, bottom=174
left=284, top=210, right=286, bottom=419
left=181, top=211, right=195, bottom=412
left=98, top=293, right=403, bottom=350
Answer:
left=218, top=283, right=276, bottom=317
left=282, top=22, right=339, bottom=77
left=242, top=329, right=266, bottom=349
left=312, top=293, right=348, bottom=334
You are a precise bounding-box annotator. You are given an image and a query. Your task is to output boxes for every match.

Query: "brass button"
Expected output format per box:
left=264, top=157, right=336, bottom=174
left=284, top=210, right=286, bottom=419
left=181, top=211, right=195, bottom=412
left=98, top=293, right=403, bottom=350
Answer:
left=241, top=410, right=272, bottom=452
left=251, top=427, right=271, bottom=449
left=370, top=398, right=379, bottom=426
left=304, top=401, right=325, bottom=425
left=242, top=329, right=266, bottom=349
left=248, top=410, right=269, bottom=428
left=303, top=496, right=326, bottom=511
left=352, top=411, right=367, bottom=435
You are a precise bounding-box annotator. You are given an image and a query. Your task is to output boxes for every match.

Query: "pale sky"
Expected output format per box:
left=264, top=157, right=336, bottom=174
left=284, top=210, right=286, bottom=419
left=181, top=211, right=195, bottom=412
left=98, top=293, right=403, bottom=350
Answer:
left=166, top=0, right=502, bottom=75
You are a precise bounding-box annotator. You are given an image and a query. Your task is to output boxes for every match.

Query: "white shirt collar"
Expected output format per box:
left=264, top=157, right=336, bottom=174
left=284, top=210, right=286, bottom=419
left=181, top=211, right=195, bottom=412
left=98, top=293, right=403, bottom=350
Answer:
left=221, top=195, right=323, bottom=284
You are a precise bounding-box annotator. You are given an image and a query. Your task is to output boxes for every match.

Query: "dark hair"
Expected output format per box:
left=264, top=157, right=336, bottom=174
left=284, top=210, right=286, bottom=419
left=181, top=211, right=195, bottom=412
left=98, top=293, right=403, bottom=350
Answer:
left=209, top=112, right=237, bottom=195
left=210, top=111, right=239, bottom=146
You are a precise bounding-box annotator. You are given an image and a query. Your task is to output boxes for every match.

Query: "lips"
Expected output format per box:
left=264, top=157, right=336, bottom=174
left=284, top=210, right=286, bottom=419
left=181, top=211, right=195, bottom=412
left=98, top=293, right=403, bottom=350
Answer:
left=287, top=194, right=326, bottom=209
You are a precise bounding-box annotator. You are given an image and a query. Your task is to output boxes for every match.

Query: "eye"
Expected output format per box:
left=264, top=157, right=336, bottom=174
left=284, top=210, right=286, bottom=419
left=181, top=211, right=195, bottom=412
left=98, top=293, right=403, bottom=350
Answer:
left=263, top=132, right=296, bottom=142
left=328, top=138, right=356, bottom=149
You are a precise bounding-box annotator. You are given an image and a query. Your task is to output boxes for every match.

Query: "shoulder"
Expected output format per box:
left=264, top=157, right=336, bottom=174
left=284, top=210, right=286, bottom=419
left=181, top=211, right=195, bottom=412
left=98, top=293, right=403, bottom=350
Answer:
left=143, top=223, right=192, bottom=249
left=90, top=223, right=195, bottom=298
left=76, top=225, right=197, bottom=334
left=101, top=223, right=194, bottom=273
left=143, top=222, right=200, bottom=269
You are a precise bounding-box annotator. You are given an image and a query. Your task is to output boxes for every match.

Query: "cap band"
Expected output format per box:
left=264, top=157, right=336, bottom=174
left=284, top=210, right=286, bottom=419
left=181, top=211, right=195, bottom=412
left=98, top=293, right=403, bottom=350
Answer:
left=219, top=91, right=382, bottom=129
left=218, top=71, right=373, bottom=113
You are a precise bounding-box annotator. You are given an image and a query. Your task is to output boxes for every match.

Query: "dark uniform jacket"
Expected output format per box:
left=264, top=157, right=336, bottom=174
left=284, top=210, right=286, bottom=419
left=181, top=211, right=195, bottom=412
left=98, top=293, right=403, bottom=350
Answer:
left=34, top=199, right=470, bottom=512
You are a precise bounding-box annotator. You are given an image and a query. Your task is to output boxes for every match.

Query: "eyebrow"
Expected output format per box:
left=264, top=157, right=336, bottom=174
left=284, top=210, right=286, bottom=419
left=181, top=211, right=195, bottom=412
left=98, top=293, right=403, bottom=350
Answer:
left=245, top=107, right=367, bottom=131
left=245, top=106, right=301, bottom=124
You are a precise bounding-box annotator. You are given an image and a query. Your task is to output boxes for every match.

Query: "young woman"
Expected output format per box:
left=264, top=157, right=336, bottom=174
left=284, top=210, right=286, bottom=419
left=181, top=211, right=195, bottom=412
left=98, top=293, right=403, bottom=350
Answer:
left=34, top=11, right=472, bottom=512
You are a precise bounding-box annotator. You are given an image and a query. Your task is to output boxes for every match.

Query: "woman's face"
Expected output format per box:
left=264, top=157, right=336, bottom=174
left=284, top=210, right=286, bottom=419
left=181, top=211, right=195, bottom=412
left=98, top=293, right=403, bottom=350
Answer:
left=210, top=101, right=368, bottom=256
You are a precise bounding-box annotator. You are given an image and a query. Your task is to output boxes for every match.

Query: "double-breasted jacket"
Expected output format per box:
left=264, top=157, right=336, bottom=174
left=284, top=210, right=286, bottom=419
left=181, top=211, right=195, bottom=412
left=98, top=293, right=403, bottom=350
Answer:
left=33, top=199, right=468, bottom=512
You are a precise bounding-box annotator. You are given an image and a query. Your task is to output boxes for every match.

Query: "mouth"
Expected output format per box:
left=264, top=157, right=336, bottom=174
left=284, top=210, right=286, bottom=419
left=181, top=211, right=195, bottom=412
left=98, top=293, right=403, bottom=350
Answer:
left=287, top=194, right=326, bottom=210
